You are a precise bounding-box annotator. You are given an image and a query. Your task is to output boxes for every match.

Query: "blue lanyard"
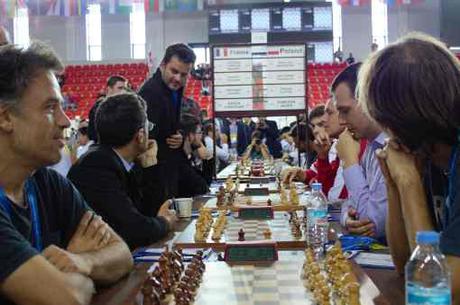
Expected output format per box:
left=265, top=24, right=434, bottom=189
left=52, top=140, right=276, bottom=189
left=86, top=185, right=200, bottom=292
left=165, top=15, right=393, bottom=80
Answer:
left=447, top=129, right=460, bottom=210
left=0, top=179, right=42, bottom=251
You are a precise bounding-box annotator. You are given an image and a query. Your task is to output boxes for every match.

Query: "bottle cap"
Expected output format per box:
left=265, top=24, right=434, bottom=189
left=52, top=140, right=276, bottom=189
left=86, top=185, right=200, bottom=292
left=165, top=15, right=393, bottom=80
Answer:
left=416, top=231, right=440, bottom=245
left=311, top=182, right=322, bottom=191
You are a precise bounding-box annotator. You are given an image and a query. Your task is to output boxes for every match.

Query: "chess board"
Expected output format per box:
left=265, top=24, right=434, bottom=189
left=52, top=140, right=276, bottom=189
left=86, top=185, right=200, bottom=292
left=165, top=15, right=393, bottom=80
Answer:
left=204, top=193, right=307, bottom=212
left=137, top=257, right=384, bottom=305
left=173, top=211, right=305, bottom=251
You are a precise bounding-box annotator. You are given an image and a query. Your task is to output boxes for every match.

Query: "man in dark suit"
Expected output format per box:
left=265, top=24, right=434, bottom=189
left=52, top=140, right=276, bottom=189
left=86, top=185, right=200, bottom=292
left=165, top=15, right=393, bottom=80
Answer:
left=138, top=43, right=196, bottom=205
left=68, top=93, right=177, bottom=250
left=256, top=117, right=282, bottom=158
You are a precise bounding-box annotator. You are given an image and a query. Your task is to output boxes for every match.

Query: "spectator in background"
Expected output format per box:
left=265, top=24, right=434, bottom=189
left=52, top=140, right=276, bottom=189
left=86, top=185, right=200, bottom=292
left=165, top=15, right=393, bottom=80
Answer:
left=242, top=130, right=272, bottom=161
left=346, top=53, right=356, bottom=65
left=68, top=93, right=177, bottom=250
left=139, top=43, right=196, bottom=204
left=88, top=75, right=128, bottom=142
left=256, top=117, right=282, bottom=159
left=203, top=122, right=229, bottom=172
left=0, top=26, right=10, bottom=46
left=371, top=42, right=379, bottom=52
left=334, top=47, right=344, bottom=63
left=76, top=120, right=93, bottom=159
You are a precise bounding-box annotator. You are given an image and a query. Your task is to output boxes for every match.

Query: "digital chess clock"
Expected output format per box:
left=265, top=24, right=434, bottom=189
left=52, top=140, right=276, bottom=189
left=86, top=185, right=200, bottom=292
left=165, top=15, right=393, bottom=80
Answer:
left=238, top=206, right=274, bottom=219
left=224, top=241, right=278, bottom=262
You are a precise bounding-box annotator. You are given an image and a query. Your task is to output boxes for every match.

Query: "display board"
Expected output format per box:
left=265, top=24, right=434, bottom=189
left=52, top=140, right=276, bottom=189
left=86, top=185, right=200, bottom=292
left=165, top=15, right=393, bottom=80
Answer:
left=212, top=44, right=306, bottom=117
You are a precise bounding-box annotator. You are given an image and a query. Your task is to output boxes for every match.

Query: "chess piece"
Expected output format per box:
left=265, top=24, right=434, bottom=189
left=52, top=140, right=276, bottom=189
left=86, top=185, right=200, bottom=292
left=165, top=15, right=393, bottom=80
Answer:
left=217, top=186, right=226, bottom=206
left=290, top=184, right=299, bottom=205
left=246, top=197, right=252, bottom=205
left=266, top=199, right=272, bottom=206
left=280, top=187, right=288, bottom=205
left=263, top=228, right=272, bottom=239
left=238, top=228, right=245, bottom=241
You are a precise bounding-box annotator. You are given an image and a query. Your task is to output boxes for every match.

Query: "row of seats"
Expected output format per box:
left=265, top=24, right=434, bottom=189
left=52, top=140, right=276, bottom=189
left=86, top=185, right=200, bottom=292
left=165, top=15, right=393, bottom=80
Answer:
left=62, top=62, right=346, bottom=120
left=62, top=62, right=150, bottom=119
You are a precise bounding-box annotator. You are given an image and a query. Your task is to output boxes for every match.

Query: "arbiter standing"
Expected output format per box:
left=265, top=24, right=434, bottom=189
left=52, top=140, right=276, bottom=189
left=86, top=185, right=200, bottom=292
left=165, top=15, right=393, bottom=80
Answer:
left=139, top=44, right=196, bottom=213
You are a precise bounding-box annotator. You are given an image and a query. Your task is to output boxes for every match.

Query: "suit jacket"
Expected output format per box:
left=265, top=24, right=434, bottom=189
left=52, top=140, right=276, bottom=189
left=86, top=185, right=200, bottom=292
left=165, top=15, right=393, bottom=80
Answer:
left=138, top=69, right=184, bottom=199
left=260, top=120, right=282, bottom=158
left=67, top=144, right=169, bottom=250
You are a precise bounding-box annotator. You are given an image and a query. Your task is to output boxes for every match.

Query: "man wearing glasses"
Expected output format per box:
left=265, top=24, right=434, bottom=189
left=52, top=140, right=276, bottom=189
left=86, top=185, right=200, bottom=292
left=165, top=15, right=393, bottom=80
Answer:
left=68, top=93, right=178, bottom=250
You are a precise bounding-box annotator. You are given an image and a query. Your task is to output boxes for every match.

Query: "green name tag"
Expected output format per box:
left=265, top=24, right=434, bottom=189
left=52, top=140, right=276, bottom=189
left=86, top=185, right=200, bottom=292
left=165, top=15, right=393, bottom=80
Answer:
left=238, top=207, right=273, bottom=219
left=224, top=241, right=278, bottom=262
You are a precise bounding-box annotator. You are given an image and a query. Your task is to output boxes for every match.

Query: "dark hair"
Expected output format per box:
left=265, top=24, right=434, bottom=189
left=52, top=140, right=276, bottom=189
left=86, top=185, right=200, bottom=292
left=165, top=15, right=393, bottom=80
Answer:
left=78, top=126, right=88, bottom=136
left=180, top=113, right=200, bottom=136
left=106, top=75, right=126, bottom=88
left=291, top=123, right=313, bottom=142
left=0, top=41, right=63, bottom=109
left=359, top=33, right=460, bottom=150
left=162, top=43, right=196, bottom=65
left=331, top=62, right=362, bottom=97
left=308, top=104, right=326, bottom=121
left=96, top=93, right=147, bottom=148
left=252, top=130, right=263, bottom=140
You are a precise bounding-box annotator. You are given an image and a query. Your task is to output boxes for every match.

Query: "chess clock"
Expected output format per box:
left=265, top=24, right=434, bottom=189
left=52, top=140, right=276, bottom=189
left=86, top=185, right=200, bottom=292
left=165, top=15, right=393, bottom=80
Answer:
left=244, top=187, right=269, bottom=196
left=224, top=241, right=278, bottom=262
left=250, top=177, right=270, bottom=184
left=238, top=206, right=274, bottom=219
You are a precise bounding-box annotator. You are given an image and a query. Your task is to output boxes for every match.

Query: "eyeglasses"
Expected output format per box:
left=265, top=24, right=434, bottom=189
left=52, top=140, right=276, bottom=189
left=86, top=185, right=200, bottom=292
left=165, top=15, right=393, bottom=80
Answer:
left=140, top=120, right=155, bottom=132
left=147, top=120, right=155, bottom=132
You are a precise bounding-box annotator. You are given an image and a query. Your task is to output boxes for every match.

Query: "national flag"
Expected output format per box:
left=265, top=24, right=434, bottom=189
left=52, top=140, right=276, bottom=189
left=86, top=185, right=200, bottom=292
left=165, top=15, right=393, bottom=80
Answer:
left=144, top=0, right=159, bottom=13
left=116, top=0, right=132, bottom=14
left=165, top=0, right=197, bottom=11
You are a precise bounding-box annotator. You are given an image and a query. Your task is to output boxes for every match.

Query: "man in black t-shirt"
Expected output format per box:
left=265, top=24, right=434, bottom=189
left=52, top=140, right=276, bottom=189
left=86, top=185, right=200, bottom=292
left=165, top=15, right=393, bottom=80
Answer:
left=0, top=42, right=132, bottom=305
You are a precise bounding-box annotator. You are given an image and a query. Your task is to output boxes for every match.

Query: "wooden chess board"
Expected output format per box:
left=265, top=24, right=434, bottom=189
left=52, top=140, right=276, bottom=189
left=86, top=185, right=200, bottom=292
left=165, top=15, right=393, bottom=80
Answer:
left=204, top=193, right=307, bottom=212
left=173, top=212, right=305, bottom=251
left=137, top=257, right=384, bottom=305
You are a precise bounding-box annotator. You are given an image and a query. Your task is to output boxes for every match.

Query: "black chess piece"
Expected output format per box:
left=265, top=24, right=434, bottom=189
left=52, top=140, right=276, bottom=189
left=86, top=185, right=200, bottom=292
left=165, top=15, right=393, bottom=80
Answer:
left=238, top=228, right=245, bottom=241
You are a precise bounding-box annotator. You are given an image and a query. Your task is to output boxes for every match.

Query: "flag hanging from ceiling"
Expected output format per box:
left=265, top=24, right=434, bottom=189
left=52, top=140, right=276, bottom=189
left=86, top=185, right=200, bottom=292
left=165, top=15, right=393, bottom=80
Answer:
left=144, top=0, right=160, bottom=13
left=165, top=0, right=198, bottom=11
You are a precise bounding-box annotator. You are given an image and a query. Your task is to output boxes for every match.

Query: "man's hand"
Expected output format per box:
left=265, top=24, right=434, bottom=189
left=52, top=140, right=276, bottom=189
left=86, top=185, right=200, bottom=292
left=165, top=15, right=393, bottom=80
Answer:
left=281, top=167, right=306, bottom=184
left=336, top=129, right=360, bottom=168
left=313, top=129, right=331, bottom=159
left=137, top=140, right=158, bottom=168
left=378, top=139, right=422, bottom=186
left=67, top=211, right=111, bottom=254
left=157, top=200, right=178, bottom=232
left=345, top=208, right=376, bottom=237
left=43, top=245, right=93, bottom=276
left=220, top=133, right=228, bottom=144
left=166, top=132, right=183, bottom=149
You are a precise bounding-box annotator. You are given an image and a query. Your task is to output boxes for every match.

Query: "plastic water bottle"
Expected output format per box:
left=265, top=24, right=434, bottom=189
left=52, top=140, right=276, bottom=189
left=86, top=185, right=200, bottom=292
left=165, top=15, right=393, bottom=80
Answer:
left=406, top=231, right=451, bottom=305
left=306, top=182, right=328, bottom=256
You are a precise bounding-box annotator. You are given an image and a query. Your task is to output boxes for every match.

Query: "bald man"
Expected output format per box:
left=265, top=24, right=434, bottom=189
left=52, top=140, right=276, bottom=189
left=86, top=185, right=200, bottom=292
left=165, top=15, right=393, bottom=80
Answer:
left=0, top=26, right=11, bottom=46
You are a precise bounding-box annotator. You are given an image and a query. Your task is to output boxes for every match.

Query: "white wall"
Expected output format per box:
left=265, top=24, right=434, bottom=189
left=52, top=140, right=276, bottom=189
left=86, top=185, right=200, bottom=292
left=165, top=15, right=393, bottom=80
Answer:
left=341, top=5, right=372, bottom=61
left=388, top=0, right=440, bottom=44
left=340, top=1, right=440, bottom=62
left=102, top=14, right=131, bottom=60
left=146, top=11, right=208, bottom=68
left=20, top=2, right=441, bottom=65
left=26, top=11, right=208, bottom=65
